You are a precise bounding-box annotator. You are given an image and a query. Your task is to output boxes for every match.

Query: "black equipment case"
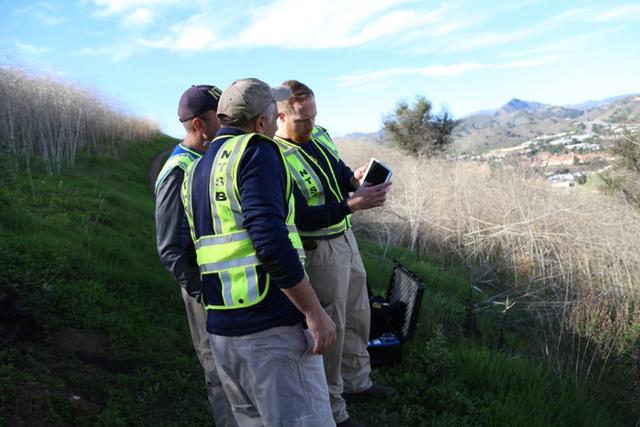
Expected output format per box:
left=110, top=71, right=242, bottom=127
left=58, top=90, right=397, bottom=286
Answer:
left=367, top=260, right=425, bottom=367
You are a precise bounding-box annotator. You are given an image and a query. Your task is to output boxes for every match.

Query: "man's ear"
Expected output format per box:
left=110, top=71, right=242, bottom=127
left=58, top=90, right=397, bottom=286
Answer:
left=254, top=114, right=266, bottom=133
left=277, top=111, right=285, bottom=122
left=191, top=117, right=203, bottom=133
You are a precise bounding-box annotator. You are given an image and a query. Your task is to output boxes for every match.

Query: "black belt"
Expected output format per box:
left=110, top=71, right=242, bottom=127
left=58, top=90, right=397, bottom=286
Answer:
left=301, top=230, right=346, bottom=250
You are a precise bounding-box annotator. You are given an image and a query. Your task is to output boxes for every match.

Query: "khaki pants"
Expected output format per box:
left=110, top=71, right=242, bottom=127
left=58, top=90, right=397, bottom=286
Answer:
left=182, top=288, right=237, bottom=427
left=209, top=324, right=335, bottom=427
left=304, top=228, right=373, bottom=423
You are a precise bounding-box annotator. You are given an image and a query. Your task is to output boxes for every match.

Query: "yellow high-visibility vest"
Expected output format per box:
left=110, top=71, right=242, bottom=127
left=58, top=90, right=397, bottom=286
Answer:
left=182, top=133, right=305, bottom=310
left=154, top=144, right=202, bottom=194
left=273, top=125, right=351, bottom=238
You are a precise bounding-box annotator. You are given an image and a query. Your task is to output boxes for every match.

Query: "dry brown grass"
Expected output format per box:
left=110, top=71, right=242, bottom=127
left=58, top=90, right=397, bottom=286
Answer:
left=338, top=137, right=640, bottom=382
left=0, top=66, right=158, bottom=174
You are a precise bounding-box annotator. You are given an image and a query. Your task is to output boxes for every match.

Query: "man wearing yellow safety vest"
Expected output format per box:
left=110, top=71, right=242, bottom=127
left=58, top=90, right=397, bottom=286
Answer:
left=181, top=78, right=336, bottom=427
left=275, top=80, right=396, bottom=427
left=154, top=84, right=236, bottom=426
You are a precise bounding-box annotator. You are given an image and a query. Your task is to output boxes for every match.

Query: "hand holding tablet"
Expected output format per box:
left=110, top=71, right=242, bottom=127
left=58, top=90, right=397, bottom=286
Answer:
left=348, top=158, right=392, bottom=212
left=360, top=158, right=393, bottom=186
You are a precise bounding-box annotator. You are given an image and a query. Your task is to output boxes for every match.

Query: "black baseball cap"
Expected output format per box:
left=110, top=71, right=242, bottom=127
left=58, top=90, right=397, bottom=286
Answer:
left=178, top=84, right=222, bottom=122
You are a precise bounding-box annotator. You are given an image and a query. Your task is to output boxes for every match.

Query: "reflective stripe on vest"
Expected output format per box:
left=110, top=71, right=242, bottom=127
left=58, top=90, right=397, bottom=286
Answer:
left=311, top=126, right=339, bottom=161
left=310, top=126, right=353, bottom=230
left=273, top=138, right=326, bottom=206
left=182, top=133, right=305, bottom=310
left=274, top=131, right=350, bottom=238
left=154, top=147, right=201, bottom=195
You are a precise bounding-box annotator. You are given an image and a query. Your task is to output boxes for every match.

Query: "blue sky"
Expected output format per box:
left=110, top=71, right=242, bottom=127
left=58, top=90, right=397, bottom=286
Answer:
left=1, top=0, right=639, bottom=137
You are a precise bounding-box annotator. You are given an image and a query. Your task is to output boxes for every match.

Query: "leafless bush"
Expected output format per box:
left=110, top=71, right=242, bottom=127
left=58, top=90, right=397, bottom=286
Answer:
left=0, top=66, right=158, bottom=174
left=339, top=137, right=640, bottom=383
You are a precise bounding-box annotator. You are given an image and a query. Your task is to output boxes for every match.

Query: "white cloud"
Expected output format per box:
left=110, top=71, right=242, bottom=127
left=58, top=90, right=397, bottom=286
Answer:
left=497, top=56, right=557, bottom=69
left=83, top=0, right=631, bottom=61
left=137, top=0, right=446, bottom=51
left=81, top=0, right=175, bottom=59
left=590, top=3, right=640, bottom=22
left=138, top=12, right=220, bottom=51
left=123, top=7, right=154, bottom=26
left=12, top=39, right=50, bottom=55
left=90, top=0, right=184, bottom=29
left=334, top=62, right=489, bottom=89
left=236, top=0, right=429, bottom=49
left=334, top=57, right=556, bottom=89
left=92, top=0, right=179, bottom=16
left=442, top=5, right=599, bottom=53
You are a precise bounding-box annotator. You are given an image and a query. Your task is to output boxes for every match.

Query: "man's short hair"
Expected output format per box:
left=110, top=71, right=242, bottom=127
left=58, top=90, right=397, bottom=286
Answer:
left=279, top=80, right=315, bottom=113
left=182, top=112, right=211, bottom=133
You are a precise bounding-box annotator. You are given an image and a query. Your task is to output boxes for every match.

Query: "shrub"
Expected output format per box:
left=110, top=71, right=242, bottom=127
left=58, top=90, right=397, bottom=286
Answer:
left=382, top=96, right=457, bottom=156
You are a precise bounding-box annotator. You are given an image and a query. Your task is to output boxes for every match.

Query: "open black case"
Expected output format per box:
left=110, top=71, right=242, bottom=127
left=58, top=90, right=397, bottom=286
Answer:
left=367, top=260, right=426, bottom=367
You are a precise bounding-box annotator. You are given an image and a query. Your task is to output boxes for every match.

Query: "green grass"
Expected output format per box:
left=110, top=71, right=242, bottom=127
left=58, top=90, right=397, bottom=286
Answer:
left=0, top=139, right=627, bottom=426
left=0, top=136, right=212, bottom=426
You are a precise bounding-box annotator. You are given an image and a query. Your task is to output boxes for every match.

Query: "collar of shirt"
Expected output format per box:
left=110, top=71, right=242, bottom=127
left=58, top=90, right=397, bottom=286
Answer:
left=215, top=126, right=246, bottom=138
left=178, top=143, right=206, bottom=156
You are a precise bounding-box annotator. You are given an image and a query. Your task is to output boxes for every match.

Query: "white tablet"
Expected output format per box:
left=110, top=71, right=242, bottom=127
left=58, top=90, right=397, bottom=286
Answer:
left=361, top=157, right=392, bottom=186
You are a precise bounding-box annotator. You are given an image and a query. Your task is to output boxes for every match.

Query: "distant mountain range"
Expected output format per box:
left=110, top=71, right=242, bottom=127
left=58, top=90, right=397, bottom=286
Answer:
left=340, top=129, right=385, bottom=143
left=453, top=94, right=640, bottom=153
left=498, top=98, right=549, bottom=114
left=336, top=94, right=640, bottom=154
left=467, top=94, right=634, bottom=117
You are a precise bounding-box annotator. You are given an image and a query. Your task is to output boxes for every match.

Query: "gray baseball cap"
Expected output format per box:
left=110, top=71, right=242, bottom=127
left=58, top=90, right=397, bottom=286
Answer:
left=217, top=78, right=292, bottom=124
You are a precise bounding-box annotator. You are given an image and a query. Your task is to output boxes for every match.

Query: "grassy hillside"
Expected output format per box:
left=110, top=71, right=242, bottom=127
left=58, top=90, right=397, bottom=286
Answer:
left=0, top=136, right=215, bottom=426
left=0, top=137, right=629, bottom=426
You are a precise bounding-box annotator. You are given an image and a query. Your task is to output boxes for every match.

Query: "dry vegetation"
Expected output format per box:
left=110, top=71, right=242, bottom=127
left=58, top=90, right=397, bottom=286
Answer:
left=339, top=138, right=640, bottom=387
left=0, top=66, right=158, bottom=174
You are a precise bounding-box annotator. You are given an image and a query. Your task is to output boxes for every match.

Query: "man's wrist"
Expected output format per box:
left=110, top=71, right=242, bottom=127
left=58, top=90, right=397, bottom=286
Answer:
left=346, top=197, right=358, bottom=213
left=350, top=175, right=360, bottom=191
left=342, top=199, right=354, bottom=214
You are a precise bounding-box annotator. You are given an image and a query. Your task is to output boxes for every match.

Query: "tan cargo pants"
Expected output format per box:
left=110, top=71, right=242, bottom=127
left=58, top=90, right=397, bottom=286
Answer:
left=181, top=288, right=237, bottom=427
left=304, top=228, right=373, bottom=423
left=209, top=323, right=335, bottom=427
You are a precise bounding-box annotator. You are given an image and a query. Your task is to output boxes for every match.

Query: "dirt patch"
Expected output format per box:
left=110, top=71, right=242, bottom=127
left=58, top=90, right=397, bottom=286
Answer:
left=49, top=328, right=135, bottom=374
left=50, top=328, right=107, bottom=356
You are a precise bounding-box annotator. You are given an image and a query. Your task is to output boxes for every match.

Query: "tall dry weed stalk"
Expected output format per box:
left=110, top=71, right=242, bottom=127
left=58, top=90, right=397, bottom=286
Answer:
left=0, top=66, right=158, bottom=174
left=338, top=137, right=640, bottom=384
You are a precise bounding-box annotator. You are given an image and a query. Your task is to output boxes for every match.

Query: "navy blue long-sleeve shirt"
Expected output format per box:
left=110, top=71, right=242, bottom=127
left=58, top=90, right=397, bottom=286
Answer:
left=190, top=127, right=304, bottom=336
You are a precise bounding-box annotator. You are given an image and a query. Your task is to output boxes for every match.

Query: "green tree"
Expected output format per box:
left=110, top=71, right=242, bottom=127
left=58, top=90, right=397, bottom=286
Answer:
left=612, top=130, right=640, bottom=175
left=611, top=129, right=640, bottom=207
left=383, top=96, right=457, bottom=156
